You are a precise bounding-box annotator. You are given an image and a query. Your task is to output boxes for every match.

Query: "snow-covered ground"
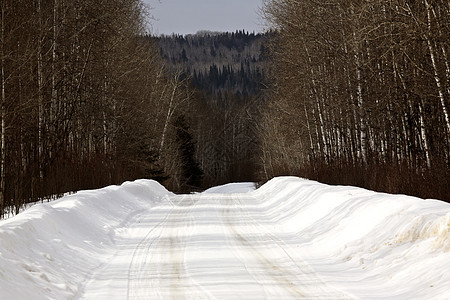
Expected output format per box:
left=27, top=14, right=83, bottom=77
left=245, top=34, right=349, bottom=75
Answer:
left=0, top=177, right=448, bottom=299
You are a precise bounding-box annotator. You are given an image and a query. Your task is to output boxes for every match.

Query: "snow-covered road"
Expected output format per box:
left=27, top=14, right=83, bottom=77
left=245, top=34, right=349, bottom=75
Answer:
left=0, top=177, right=449, bottom=299
left=82, top=192, right=349, bottom=299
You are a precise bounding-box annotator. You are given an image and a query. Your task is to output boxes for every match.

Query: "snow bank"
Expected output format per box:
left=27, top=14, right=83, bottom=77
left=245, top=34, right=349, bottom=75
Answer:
left=0, top=180, right=171, bottom=300
left=253, top=177, right=450, bottom=299
left=203, top=182, right=255, bottom=194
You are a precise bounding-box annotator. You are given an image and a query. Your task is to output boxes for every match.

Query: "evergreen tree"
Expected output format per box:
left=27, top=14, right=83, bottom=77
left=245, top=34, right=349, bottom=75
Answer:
left=174, top=115, right=203, bottom=189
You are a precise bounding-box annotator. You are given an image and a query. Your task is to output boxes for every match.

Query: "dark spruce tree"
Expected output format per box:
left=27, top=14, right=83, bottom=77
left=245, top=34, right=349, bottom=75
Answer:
left=174, top=115, right=204, bottom=191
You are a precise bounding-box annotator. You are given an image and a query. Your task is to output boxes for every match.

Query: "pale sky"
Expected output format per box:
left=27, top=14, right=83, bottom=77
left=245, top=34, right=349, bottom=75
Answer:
left=144, top=0, right=264, bottom=36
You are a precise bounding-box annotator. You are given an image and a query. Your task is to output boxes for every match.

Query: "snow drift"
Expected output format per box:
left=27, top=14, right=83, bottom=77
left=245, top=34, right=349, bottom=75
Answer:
left=254, top=177, right=450, bottom=299
left=0, top=177, right=448, bottom=299
left=0, top=180, right=171, bottom=299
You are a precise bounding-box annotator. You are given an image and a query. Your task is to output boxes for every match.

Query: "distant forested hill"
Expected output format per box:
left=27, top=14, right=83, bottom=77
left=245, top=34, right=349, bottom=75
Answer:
left=151, top=31, right=268, bottom=102
left=142, top=31, right=269, bottom=187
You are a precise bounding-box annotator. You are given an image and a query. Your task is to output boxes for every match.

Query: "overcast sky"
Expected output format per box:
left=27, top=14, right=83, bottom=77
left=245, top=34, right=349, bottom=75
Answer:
left=144, top=0, right=264, bottom=36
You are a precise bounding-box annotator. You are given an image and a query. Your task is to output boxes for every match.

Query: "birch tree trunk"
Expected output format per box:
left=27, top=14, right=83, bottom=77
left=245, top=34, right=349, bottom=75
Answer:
left=423, top=0, right=450, bottom=136
left=50, top=0, right=58, bottom=156
left=37, top=0, right=44, bottom=180
left=418, top=99, right=431, bottom=168
left=0, top=0, right=6, bottom=212
left=159, top=75, right=178, bottom=157
left=353, top=32, right=367, bottom=165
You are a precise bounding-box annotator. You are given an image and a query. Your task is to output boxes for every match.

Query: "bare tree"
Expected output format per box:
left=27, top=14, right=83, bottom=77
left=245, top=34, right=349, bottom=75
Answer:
left=260, top=0, right=449, bottom=201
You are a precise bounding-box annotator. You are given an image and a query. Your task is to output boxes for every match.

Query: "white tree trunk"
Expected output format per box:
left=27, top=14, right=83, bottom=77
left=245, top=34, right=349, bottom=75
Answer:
left=304, top=44, right=328, bottom=162
left=303, top=104, right=316, bottom=166
left=159, top=73, right=180, bottom=156
left=37, top=0, right=44, bottom=179
left=418, top=100, right=431, bottom=168
left=354, top=38, right=366, bottom=165
left=0, top=1, right=6, bottom=210
left=51, top=0, right=58, bottom=126
left=424, top=0, right=450, bottom=136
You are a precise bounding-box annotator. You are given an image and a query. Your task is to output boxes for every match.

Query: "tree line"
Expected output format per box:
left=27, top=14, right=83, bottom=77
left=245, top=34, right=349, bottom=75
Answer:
left=2, top=0, right=448, bottom=217
left=259, top=0, right=449, bottom=201
left=0, top=0, right=204, bottom=216
left=154, top=31, right=267, bottom=103
left=191, top=61, right=264, bottom=102
left=155, top=31, right=265, bottom=186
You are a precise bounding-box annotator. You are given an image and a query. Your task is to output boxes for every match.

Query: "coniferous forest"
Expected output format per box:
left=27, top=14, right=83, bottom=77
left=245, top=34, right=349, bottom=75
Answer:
left=152, top=31, right=266, bottom=188
left=1, top=0, right=449, bottom=216
left=154, top=31, right=267, bottom=102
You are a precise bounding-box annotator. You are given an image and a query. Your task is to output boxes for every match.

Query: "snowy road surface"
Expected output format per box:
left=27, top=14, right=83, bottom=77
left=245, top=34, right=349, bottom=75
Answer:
left=0, top=177, right=449, bottom=299
left=81, top=193, right=349, bottom=299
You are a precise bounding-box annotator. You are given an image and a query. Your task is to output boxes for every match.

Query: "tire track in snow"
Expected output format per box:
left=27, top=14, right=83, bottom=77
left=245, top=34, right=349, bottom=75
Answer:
left=167, top=195, right=196, bottom=298
left=237, top=194, right=353, bottom=299
left=126, top=195, right=175, bottom=299
left=221, top=195, right=307, bottom=298
left=127, top=195, right=199, bottom=299
left=183, top=194, right=267, bottom=299
left=222, top=194, right=351, bottom=299
left=75, top=208, right=151, bottom=300
left=83, top=191, right=350, bottom=299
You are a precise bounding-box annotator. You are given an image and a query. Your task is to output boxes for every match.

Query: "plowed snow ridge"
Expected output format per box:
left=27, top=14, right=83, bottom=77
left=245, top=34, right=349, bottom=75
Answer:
left=0, top=177, right=449, bottom=299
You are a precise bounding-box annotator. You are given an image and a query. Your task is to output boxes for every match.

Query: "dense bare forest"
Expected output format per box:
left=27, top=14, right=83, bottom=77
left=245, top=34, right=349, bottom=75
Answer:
left=0, top=0, right=205, bottom=216
left=1, top=0, right=448, bottom=216
left=260, top=0, right=449, bottom=201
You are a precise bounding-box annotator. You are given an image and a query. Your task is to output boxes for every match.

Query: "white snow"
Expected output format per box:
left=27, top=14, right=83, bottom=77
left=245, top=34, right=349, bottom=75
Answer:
left=203, top=182, right=256, bottom=194
left=0, top=176, right=449, bottom=299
